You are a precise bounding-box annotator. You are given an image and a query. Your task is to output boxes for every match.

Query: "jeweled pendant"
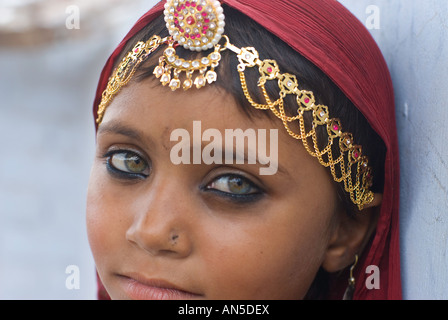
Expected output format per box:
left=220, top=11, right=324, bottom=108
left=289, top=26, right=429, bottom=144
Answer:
left=194, top=74, right=206, bottom=88
left=183, top=78, right=193, bottom=90
left=153, top=65, right=164, bottom=78
left=205, top=70, right=217, bottom=84
left=164, top=0, right=225, bottom=51
left=160, top=73, right=171, bottom=86
left=169, top=78, right=181, bottom=91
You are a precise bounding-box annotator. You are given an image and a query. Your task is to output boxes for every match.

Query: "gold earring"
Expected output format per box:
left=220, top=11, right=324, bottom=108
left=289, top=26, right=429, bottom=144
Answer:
left=343, top=254, right=358, bottom=300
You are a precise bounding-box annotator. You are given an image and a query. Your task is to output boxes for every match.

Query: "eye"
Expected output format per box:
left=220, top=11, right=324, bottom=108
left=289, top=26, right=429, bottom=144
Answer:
left=106, top=150, right=150, bottom=178
left=205, top=174, right=261, bottom=196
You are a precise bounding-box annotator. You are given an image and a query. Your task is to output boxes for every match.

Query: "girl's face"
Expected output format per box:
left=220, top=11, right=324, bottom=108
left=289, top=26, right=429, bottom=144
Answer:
left=87, top=77, right=342, bottom=299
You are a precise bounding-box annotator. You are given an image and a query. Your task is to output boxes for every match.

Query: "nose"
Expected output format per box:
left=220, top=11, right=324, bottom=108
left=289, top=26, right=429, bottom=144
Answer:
left=125, top=180, right=194, bottom=258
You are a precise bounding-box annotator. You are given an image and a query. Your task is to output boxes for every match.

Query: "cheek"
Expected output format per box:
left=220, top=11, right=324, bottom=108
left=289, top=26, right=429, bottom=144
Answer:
left=86, top=163, right=128, bottom=269
left=199, top=203, right=333, bottom=299
left=86, top=165, right=107, bottom=262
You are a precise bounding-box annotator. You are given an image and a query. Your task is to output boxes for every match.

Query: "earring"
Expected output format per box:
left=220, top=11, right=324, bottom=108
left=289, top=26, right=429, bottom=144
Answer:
left=343, top=254, right=358, bottom=300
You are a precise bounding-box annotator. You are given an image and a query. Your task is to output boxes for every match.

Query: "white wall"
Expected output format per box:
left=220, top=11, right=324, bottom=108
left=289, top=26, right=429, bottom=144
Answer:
left=339, top=0, right=448, bottom=299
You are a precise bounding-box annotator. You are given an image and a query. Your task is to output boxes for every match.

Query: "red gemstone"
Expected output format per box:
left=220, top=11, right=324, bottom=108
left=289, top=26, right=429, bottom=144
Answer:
left=174, top=12, right=178, bottom=17
left=204, top=18, right=210, bottom=23
left=304, top=98, right=310, bottom=104
left=186, top=1, right=191, bottom=7
left=185, top=33, right=190, bottom=38
left=191, top=2, right=196, bottom=7
left=354, top=152, right=359, bottom=158
left=190, top=34, right=196, bottom=39
left=267, top=67, right=273, bottom=73
left=197, top=5, right=203, bottom=11
left=333, top=125, right=339, bottom=131
left=186, top=16, right=195, bottom=25
left=202, top=12, right=207, bottom=17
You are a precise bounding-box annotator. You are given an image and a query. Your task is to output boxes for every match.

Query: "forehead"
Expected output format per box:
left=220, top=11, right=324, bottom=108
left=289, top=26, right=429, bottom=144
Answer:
left=101, top=77, right=269, bottom=136
left=100, top=76, right=328, bottom=180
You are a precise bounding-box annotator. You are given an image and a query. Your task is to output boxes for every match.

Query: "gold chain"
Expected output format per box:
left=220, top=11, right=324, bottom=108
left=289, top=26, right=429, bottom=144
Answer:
left=96, top=35, right=375, bottom=210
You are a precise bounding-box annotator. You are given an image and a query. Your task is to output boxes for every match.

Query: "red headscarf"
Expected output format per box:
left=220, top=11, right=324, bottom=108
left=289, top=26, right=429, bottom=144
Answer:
left=93, top=0, right=401, bottom=300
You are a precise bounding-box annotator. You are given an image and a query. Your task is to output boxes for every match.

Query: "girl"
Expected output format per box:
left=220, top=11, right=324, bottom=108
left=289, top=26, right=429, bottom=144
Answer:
left=87, top=0, right=401, bottom=299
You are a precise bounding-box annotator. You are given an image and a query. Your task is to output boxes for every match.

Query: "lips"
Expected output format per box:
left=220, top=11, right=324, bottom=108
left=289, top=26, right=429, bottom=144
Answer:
left=117, top=273, right=203, bottom=300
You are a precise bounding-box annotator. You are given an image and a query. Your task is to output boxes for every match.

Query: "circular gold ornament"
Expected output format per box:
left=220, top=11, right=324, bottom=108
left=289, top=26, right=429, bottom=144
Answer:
left=164, top=0, right=225, bottom=51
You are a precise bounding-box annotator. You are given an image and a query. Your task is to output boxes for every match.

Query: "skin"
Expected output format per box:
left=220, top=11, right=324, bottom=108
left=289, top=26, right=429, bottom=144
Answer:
left=86, top=76, right=379, bottom=300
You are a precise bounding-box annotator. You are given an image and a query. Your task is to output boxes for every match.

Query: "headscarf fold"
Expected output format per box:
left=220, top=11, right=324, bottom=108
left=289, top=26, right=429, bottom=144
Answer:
left=93, top=0, right=401, bottom=300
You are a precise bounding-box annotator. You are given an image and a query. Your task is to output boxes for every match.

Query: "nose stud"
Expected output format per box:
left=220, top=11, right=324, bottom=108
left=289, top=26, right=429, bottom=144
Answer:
left=171, top=234, right=179, bottom=245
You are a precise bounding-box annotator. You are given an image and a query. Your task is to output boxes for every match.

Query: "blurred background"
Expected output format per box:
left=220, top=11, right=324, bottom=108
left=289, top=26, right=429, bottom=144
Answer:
left=0, top=0, right=158, bottom=299
left=0, top=0, right=447, bottom=299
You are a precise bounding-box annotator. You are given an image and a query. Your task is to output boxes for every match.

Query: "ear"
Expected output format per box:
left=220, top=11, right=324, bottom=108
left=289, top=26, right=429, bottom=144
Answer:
left=321, top=193, right=382, bottom=273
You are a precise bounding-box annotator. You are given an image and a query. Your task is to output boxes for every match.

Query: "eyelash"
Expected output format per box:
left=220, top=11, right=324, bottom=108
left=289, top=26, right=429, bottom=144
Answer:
left=202, top=174, right=264, bottom=204
left=103, top=149, right=150, bottom=180
left=102, top=150, right=264, bottom=203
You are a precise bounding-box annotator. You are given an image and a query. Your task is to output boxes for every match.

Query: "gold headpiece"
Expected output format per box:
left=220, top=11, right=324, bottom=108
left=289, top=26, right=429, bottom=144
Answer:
left=96, top=0, right=374, bottom=210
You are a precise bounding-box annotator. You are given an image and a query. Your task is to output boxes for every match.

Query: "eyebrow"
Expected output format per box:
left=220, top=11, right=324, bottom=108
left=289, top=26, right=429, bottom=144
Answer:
left=97, top=121, right=145, bottom=142
left=211, top=145, right=287, bottom=176
left=97, top=121, right=288, bottom=176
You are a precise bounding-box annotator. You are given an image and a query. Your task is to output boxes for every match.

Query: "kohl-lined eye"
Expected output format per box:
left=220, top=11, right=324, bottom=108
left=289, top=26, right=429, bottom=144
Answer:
left=106, top=150, right=150, bottom=178
left=205, top=174, right=261, bottom=197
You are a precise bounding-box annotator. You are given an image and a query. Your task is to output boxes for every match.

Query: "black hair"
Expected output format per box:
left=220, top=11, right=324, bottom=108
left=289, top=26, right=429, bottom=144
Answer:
left=113, top=5, right=386, bottom=299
